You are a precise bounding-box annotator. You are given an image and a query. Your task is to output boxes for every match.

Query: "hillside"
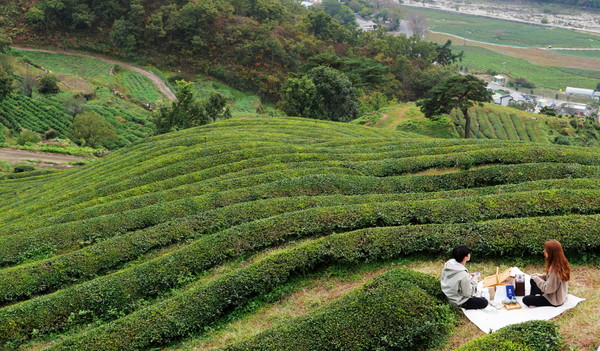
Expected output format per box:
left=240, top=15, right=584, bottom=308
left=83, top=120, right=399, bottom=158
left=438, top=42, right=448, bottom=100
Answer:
left=0, top=118, right=599, bottom=350
left=1, top=49, right=159, bottom=149
left=358, top=102, right=600, bottom=146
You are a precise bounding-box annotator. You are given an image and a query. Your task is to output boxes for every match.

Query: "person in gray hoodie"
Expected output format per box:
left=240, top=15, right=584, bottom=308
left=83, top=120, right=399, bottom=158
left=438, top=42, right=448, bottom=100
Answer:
left=441, top=245, right=488, bottom=309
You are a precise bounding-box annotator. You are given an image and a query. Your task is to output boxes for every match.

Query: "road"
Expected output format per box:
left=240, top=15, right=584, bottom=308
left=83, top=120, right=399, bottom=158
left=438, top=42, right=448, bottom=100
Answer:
left=11, top=46, right=177, bottom=101
left=0, top=147, right=87, bottom=167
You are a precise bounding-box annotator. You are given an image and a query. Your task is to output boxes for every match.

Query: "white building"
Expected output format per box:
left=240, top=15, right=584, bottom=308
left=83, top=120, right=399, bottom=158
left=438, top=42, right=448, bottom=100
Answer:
left=564, top=87, right=600, bottom=101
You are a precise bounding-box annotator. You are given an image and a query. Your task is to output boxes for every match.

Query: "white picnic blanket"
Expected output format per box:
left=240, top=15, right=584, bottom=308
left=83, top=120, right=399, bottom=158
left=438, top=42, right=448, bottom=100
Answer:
left=462, top=267, right=586, bottom=333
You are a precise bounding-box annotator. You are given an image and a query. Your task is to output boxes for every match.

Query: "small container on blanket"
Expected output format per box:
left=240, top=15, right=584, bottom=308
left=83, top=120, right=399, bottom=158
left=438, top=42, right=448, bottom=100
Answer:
left=505, top=285, right=515, bottom=299
left=515, top=274, right=526, bottom=296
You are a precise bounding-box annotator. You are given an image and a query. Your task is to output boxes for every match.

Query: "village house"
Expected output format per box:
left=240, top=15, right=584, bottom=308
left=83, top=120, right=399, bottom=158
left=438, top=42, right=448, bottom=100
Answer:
left=492, top=75, right=506, bottom=86
left=564, top=87, right=600, bottom=101
left=492, top=91, right=533, bottom=107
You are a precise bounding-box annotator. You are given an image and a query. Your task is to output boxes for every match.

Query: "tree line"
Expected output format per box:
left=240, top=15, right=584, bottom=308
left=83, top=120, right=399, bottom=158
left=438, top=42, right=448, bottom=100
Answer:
left=6, top=0, right=463, bottom=107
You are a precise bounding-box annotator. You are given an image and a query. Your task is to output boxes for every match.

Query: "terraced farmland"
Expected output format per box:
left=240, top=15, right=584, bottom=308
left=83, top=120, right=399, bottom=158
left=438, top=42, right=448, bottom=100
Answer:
left=1, top=118, right=599, bottom=350
left=0, top=94, right=72, bottom=136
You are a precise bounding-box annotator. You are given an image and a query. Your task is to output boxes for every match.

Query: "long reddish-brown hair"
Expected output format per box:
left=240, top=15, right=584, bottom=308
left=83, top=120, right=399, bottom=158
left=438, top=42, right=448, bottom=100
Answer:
left=544, top=240, right=570, bottom=282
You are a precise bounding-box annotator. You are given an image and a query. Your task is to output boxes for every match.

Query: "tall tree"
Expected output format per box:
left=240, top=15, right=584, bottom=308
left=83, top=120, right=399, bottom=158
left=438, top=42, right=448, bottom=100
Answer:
left=406, top=12, right=428, bottom=38
left=156, top=80, right=230, bottom=134
left=0, top=28, right=11, bottom=53
left=280, top=66, right=358, bottom=121
left=417, top=74, right=492, bottom=139
left=0, top=66, right=12, bottom=101
left=70, top=111, right=118, bottom=148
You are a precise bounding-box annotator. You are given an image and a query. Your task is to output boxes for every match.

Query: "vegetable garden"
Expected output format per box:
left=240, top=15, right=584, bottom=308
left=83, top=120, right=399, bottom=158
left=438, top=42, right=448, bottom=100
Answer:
left=0, top=118, right=598, bottom=350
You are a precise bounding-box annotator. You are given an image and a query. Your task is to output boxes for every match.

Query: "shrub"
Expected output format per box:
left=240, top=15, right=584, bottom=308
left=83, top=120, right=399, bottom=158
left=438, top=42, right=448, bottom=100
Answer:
left=0, top=125, right=5, bottom=144
left=222, top=269, right=456, bottom=351
left=16, top=130, right=41, bottom=145
left=13, top=165, right=36, bottom=173
left=39, top=74, right=61, bottom=94
left=44, top=129, right=58, bottom=140
left=0, top=160, right=11, bottom=172
left=455, top=321, right=561, bottom=351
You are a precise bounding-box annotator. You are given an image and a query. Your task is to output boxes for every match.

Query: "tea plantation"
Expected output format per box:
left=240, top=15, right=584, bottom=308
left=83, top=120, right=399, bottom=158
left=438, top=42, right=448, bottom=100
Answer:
left=1, top=118, right=598, bottom=350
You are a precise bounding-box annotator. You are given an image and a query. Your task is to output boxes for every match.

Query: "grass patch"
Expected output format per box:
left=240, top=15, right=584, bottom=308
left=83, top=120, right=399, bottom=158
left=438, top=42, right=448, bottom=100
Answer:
left=552, top=49, right=600, bottom=60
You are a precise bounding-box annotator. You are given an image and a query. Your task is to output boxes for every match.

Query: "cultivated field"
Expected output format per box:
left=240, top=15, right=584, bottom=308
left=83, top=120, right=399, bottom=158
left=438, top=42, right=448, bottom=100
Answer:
left=363, top=102, right=600, bottom=146
left=0, top=118, right=598, bottom=350
left=412, top=7, right=600, bottom=48
left=454, top=45, right=600, bottom=90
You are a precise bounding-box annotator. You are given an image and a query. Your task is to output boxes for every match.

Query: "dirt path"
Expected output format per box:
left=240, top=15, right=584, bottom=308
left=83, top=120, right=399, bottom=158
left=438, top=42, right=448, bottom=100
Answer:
left=0, top=147, right=87, bottom=168
left=11, top=46, right=177, bottom=101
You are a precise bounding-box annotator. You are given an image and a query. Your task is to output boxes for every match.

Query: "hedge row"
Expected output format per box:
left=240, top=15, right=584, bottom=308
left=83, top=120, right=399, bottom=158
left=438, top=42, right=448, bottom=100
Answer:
left=221, top=268, right=455, bottom=351
left=29, top=144, right=600, bottom=217
left=454, top=321, right=562, bottom=351
left=40, top=213, right=600, bottom=351
left=2, top=199, right=599, bottom=345
left=36, top=144, right=600, bottom=219
left=0, top=139, right=588, bottom=223
left=0, top=141, right=509, bottom=221
left=1, top=162, right=599, bottom=266
left=3, top=175, right=600, bottom=300
left=3, top=159, right=599, bottom=244
left=3, top=187, right=599, bottom=302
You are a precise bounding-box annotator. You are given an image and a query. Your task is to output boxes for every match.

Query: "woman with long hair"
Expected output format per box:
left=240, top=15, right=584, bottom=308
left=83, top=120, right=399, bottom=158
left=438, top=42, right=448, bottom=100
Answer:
left=523, top=239, right=571, bottom=307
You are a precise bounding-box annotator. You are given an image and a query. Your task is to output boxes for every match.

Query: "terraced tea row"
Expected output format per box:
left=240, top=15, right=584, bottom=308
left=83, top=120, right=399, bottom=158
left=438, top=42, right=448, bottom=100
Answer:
left=29, top=214, right=600, bottom=350
left=1, top=118, right=598, bottom=350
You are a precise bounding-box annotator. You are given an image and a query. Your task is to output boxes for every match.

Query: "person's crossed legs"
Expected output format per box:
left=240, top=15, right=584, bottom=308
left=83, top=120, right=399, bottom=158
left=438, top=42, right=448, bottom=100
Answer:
left=461, top=297, right=488, bottom=309
left=523, top=278, right=553, bottom=307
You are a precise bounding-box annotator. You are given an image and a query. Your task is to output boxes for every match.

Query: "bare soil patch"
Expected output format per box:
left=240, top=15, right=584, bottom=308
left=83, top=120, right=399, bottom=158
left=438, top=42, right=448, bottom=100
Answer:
left=0, top=147, right=87, bottom=168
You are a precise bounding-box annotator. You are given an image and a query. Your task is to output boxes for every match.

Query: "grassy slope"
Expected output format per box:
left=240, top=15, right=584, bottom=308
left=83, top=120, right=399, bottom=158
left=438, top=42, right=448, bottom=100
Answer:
left=0, top=118, right=599, bottom=350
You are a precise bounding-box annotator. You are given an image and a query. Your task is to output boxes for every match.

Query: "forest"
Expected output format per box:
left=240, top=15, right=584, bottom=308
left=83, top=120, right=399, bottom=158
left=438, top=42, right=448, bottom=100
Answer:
left=0, top=0, right=462, bottom=106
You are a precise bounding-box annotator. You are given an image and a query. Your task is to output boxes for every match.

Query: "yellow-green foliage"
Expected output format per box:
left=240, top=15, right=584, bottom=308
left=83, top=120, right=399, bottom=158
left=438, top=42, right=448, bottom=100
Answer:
left=0, top=118, right=598, bottom=350
left=455, top=321, right=562, bottom=351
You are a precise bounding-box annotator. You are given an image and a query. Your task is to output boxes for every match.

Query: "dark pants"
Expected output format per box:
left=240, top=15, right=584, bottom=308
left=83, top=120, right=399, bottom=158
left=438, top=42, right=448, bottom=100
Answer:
left=461, top=297, right=488, bottom=310
left=523, top=278, right=554, bottom=307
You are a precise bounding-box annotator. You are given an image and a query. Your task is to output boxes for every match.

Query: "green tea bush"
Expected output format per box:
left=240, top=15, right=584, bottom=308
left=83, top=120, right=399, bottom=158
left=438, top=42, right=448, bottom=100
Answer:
left=2, top=212, right=599, bottom=347
left=221, top=269, right=455, bottom=351
left=3, top=187, right=600, bottom=303
left=454, top=321, right=561, bottom=351
left=37, top=213, right=598, bottom=351
left=1, top=118, right=599, bottom=350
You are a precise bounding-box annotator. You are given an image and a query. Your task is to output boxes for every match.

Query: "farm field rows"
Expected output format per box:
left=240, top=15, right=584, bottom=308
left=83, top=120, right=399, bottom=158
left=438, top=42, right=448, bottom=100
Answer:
left=552, top=49, right=600, bottom=59
left=0, top=118, right=598, bottom=350
left=411, top=7, right=600, bottom=48
left=456, top=45, right=600, bottom=90
left=368, top=102, right=594, bottom=145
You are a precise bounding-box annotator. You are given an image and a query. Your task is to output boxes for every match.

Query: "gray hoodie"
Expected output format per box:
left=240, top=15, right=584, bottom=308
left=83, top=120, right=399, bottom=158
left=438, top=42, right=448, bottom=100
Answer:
left=440, top=259, right=478, bottom=306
